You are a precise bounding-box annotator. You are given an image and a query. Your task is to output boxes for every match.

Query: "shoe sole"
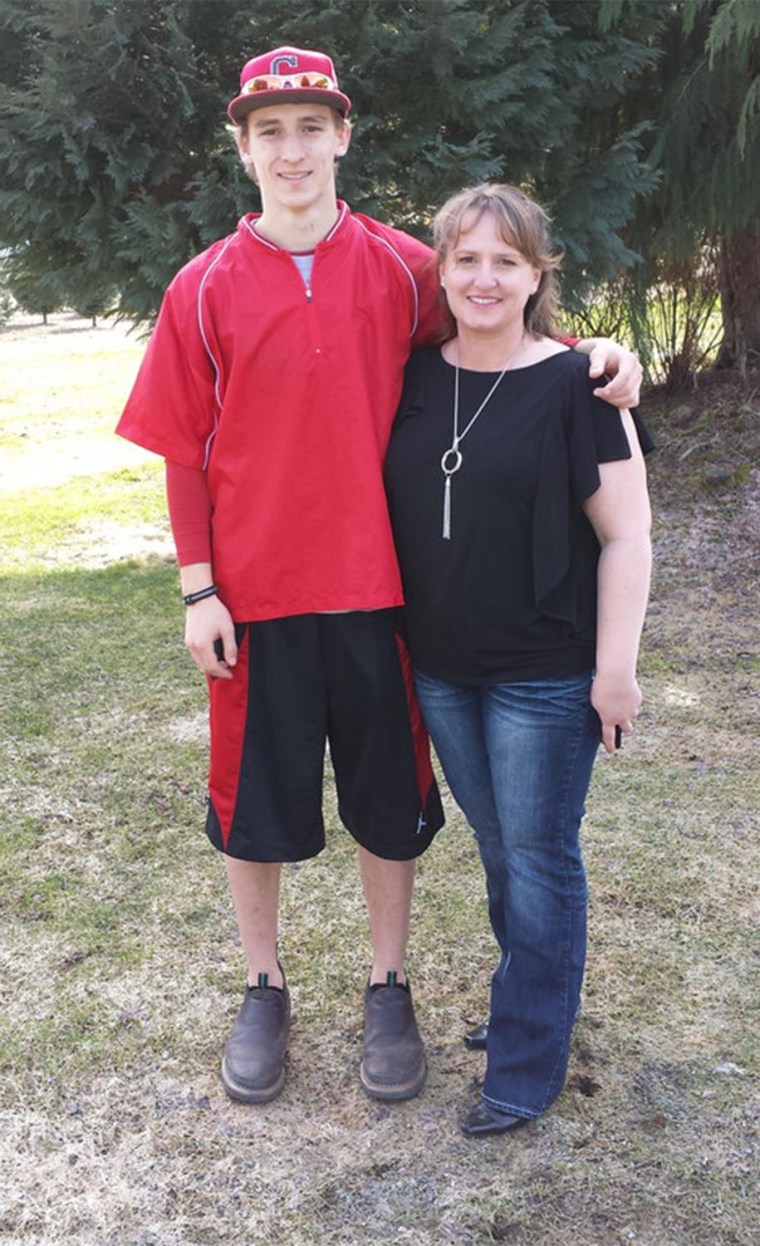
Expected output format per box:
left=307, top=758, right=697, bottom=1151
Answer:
left=359, top=1059, right=427, bottom=1102
left=461, top=1112, right=527, bottom=1138
left=220, top=1055, right=286, bottom=1104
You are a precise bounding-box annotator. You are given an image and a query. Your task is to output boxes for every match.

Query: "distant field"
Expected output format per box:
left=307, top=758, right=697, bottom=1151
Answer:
left=0, top=313, right=170, bottom=571
left=0, top=312, right=151, bottom=490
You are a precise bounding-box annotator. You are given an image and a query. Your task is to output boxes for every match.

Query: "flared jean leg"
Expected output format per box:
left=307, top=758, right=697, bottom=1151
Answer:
left=414, top=670, right=600, bottom=1119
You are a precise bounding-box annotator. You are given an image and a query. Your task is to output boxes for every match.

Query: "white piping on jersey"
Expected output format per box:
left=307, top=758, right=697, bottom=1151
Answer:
left=196, top=232, right=237, bottom=469
left=195, top=205, right=419, bottom=467
left=352, top=218, right=420, bottom=338
left=241, top=216, right=277, bottom=250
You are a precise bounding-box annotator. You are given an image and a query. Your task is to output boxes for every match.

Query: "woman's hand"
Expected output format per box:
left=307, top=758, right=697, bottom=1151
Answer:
left=591, top=670, right=643, bottom=753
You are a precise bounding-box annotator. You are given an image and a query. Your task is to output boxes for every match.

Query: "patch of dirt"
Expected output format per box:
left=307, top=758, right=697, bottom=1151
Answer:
left=42, top=520, right=175, bottom=570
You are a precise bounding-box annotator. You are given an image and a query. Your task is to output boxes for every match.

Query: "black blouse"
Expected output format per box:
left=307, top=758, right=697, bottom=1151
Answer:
left=384, top=347, right=653, bottom=686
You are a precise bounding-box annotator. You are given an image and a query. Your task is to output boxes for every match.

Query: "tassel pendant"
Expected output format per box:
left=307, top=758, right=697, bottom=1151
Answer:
left=442, top=476, right=452, bottom=540
left=440, top=446, right=462, bottom=541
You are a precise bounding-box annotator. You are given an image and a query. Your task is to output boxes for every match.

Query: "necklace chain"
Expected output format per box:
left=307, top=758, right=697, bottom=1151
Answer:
left=440, top=340, right=524, bottom=540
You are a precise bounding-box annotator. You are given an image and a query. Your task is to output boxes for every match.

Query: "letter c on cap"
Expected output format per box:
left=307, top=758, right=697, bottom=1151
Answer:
left=271, top=54, right=298, bottom=75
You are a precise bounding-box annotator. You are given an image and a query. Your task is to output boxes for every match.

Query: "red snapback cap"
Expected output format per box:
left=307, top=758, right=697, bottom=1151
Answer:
left=227, top=45, right=352, bottom=123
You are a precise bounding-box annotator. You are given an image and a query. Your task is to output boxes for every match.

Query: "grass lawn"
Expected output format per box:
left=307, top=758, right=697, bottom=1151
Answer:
left=0, top=314, right=758, bottom=1245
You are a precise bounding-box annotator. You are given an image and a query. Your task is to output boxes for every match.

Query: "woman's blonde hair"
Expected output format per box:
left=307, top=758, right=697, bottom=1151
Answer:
left=432, top=183, right=563, bottom=339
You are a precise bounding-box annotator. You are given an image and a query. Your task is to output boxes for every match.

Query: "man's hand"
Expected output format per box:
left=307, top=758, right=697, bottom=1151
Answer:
left=184, top=594, right=238, bottom=680
left=578, top=338, right=643, bottom=410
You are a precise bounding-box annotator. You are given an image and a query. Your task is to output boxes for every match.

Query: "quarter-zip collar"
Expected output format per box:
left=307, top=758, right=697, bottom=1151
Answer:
left=239, top=200, right=350, bottom=253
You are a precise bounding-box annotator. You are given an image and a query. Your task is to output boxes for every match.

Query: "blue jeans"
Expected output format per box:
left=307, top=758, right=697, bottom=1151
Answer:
left=414, top=670, right=600, bottom=1119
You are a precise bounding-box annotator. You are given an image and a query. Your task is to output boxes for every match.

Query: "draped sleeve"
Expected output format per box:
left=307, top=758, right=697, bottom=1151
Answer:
left=533, top=363, right=653, bottom=622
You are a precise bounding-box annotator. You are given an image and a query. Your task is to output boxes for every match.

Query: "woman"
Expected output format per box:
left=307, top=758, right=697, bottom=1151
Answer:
left=384, top=184, right=652, bottom=1137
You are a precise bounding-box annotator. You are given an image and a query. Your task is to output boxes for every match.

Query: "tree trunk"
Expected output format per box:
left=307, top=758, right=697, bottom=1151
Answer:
left=716, top=223, right=760, bottom=376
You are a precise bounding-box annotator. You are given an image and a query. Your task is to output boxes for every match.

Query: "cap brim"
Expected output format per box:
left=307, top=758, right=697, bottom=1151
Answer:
left=228, top=87, right=351, bottom=123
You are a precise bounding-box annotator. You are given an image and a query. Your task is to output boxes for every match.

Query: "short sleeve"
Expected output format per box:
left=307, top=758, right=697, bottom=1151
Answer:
left=532, top=356, right=652, bottom=622
left=566, top=366, right=634, bottom=505
left=115, top=266, right=219, bottom=469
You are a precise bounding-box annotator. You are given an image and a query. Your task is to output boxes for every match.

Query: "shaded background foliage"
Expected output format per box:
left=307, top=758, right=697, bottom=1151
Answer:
left=1, top=0, right=758, bottom=387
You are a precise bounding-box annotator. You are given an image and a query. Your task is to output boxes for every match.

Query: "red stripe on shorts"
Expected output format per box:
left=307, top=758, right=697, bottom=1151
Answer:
left=394, top=630, right=437, bottom=809
left=207, top=630, right=249, bottom=850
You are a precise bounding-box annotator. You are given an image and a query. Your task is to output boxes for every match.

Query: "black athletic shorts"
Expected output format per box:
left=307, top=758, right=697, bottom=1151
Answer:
left=204, top=609, right=444, bottom=862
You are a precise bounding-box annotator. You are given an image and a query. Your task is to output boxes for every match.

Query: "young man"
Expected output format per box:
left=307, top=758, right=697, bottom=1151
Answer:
left=117, top=45, right=643, bottom=1107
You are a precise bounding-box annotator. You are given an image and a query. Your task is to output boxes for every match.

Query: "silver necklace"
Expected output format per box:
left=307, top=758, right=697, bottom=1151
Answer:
left=440, top=342, right=523, bottom=540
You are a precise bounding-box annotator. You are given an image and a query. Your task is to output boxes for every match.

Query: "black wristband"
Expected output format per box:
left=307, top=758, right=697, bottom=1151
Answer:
left=182, top=584, right=218, bottom=606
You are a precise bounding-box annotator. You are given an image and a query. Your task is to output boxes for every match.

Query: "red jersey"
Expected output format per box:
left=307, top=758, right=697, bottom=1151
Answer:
left=116, top=203, right=440, bottom=622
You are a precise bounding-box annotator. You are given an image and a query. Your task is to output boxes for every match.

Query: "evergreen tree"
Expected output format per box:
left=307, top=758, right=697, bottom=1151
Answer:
left=0, top=0, right=232, bottom=322
left=604, top=0, right=760, bottom=375
left=0, top=0, right=657, bottom=322
left=703, top=0, right=760, bottom=370
left=3, top=261, right=62, bottom=324
left=333, top=0, right=658, bottom=307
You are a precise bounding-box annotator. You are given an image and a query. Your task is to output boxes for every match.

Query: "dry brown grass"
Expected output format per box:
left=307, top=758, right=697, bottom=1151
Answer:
left=0, top=317, right=757, bottom=1245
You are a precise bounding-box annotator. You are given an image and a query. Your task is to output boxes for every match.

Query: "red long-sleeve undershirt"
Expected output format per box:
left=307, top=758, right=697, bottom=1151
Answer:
left=165, top=459, right=213, bottom=566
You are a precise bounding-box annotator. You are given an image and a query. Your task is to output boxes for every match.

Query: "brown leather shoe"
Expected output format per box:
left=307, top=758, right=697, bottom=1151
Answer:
left=360, top=977, right=426, bottom=1101
left=220, top=979, right=290, bottom=1104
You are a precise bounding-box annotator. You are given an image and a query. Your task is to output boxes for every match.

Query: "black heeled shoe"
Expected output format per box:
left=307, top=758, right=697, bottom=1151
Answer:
left=463, top=1020, right=489, bottom=1050
left=461, top=1100, right=528, bottom=1138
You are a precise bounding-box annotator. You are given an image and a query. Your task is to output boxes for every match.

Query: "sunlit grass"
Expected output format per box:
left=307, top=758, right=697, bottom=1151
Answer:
left=0, top=465, right=165, bottom=565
